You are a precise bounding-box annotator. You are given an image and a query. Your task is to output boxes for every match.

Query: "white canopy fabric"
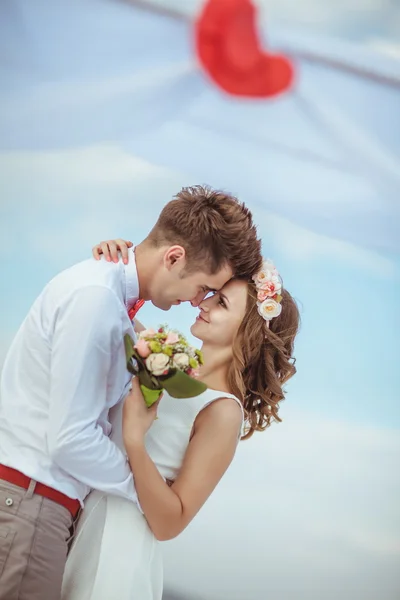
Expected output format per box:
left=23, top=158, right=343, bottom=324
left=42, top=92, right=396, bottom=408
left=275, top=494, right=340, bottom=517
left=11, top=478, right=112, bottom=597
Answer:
left=1, top=0, right=399, bottom=254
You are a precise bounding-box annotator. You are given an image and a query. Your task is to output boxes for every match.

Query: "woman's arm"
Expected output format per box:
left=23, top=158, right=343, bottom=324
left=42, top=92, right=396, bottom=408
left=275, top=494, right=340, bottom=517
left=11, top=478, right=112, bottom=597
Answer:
left=92, top=238, right=133, bottom=264
left=123, top=384, right=243, bottom=541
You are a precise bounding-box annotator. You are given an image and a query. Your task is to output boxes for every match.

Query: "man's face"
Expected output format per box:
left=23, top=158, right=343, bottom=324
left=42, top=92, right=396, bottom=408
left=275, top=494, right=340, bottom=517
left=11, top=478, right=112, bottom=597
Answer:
left=149, top=247, right=233, bottom=310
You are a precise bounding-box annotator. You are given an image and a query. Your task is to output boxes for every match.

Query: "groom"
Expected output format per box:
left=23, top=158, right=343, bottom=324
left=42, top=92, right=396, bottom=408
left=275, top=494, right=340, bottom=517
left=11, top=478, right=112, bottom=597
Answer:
left=0, top=185, right=261, bottom=600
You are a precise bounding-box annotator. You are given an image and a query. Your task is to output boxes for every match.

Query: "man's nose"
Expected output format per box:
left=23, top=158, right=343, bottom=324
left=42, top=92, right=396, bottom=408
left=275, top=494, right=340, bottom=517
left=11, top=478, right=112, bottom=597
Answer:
left=190, top=290, right=207, bottom=308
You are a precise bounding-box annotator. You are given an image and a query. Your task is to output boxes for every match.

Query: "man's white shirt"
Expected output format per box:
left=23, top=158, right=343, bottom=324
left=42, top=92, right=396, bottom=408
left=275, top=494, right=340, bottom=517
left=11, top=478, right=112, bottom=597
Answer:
left=0, top=248, right=139, bottom=504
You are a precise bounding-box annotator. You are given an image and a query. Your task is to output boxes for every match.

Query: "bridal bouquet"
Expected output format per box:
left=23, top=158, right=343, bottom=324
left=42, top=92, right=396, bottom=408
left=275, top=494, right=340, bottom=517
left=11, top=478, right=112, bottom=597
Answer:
left=124, top=326, right=207, bottom=407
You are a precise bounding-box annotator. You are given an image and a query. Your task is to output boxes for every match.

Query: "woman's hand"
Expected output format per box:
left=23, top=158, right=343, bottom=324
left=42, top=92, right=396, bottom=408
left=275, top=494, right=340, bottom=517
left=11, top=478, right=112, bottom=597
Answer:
left=123, top=377, right=161, bottom=448
left=92, top=239, right=133, bottom=264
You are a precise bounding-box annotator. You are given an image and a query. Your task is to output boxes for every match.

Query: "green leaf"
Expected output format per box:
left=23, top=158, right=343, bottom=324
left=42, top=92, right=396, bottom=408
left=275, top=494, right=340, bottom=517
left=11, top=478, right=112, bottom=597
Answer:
left=124, top=334, right=135, bottom=362
left=140, top=385, right=163, bottom=408
left=195, top=349, right=204, bottom=365
left=189, top=357, right=198, bottom=369
left=149, top=340, right=162, bottom=353
left=161, top=370, right=207, bottom=399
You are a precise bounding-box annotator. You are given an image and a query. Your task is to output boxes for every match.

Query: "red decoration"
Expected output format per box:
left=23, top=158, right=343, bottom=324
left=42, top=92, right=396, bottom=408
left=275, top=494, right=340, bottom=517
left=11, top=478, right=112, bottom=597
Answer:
left=195, top=0, right=295, bottom=98
left=128, top=299, right=145, bottom=321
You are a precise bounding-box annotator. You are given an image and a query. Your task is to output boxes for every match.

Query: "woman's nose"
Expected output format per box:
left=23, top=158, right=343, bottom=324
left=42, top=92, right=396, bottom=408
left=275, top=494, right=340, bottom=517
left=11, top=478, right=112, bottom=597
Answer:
left=198, top=297, right=211, bottom=311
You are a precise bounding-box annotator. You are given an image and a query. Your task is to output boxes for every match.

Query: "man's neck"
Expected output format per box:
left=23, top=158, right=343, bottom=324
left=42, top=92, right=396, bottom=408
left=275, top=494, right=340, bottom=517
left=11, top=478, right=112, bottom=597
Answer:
left=134, top=240, right=158, bottom=301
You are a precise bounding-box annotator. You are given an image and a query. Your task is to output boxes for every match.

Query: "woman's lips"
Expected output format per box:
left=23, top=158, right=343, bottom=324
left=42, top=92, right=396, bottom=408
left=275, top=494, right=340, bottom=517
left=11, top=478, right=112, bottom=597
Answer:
left=196, top=314, right=208, bottom=323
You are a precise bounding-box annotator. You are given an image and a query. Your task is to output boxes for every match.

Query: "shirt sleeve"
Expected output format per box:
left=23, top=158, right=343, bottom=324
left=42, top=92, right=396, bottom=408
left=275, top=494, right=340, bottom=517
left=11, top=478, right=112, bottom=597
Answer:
left=47, top=285, right=135, bottom=501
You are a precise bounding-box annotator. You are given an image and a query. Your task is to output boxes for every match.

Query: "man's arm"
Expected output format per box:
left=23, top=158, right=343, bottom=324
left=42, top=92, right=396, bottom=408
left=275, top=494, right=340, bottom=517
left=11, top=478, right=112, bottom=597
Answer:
left=47, top=285, right=134, bottom=500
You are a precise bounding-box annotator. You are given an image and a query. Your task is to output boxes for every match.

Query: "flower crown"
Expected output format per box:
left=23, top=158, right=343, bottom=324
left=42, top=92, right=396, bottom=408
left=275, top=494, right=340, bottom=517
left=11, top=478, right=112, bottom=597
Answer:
left=252, top=259, right=283, bottom=326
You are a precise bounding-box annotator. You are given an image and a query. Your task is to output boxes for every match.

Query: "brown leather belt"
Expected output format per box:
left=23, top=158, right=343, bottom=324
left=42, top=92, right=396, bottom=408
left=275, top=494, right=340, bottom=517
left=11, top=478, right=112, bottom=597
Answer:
left=0, top=464, right=80, bottom=517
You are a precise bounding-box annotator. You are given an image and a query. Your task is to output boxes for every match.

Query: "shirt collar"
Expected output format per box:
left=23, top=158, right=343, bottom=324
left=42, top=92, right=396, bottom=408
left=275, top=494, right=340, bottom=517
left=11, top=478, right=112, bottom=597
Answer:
left=123, top=246, right=139, bottom=310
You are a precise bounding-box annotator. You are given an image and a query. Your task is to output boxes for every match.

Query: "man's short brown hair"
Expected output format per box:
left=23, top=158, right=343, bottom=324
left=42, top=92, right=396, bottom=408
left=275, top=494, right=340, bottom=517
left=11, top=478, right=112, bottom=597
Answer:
left=147, top=185, right=262, bottom=279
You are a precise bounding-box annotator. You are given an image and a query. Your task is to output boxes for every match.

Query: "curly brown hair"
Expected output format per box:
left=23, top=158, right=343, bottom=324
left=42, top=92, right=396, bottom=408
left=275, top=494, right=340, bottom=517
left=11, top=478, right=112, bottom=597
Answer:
left=227, top=284, right=300, bottom=440
left=147, top=185, right=262, bottom=280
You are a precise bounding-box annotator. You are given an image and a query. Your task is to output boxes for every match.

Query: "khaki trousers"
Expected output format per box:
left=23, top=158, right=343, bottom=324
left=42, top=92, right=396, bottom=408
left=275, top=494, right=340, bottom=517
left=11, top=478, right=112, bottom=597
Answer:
left=0, top=478, right=74, bottom=600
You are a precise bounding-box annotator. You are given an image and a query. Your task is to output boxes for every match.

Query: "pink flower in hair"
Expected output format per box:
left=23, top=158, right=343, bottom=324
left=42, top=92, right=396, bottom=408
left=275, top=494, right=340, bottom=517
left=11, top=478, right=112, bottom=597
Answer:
left=258, top=277, right=281, bottom=297
left=257, top=289, right=270, bottom=302
left=253, top=258, right=283, bottom=324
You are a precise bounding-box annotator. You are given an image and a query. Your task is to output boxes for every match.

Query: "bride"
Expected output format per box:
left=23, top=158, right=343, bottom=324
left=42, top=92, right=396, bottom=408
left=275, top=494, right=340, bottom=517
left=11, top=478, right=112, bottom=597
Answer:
left=61, top=239, right=300, bottom=600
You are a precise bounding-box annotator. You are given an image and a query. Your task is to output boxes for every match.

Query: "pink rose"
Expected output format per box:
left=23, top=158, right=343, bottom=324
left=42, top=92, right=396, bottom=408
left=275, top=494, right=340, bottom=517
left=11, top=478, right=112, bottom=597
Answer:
left=165, top=332, right=179, bottom=345
left=257, top=279, right=281, bottom=297
left=134, top=338, right=151, bottom=358
left=257, top=289, right=270, bottom=302
left=140, top=328, right=156, bottom=338
left=253, top=259, right=282, bottom=298
left=187, top=368, right=200, bottom=379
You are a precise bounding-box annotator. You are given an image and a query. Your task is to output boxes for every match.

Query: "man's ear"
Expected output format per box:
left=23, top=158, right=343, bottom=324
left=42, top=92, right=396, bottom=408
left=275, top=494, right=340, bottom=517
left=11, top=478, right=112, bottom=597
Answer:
left=163, top=245, right=186, bottom=271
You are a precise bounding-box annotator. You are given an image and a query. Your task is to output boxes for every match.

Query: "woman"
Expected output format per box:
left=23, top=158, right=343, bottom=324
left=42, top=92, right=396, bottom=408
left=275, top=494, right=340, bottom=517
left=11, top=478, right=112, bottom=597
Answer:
left=61, top=239, right=300, bottom=600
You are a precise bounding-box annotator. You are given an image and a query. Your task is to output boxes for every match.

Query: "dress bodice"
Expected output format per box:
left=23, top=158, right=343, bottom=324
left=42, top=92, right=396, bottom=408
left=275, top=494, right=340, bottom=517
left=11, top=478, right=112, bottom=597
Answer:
left=108, top=387, right=244, bottom=482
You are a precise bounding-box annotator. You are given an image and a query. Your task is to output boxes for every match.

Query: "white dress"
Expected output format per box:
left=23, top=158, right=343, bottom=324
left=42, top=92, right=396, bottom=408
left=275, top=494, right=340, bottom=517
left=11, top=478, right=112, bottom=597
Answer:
left=61, top=387, right=244, bottom=600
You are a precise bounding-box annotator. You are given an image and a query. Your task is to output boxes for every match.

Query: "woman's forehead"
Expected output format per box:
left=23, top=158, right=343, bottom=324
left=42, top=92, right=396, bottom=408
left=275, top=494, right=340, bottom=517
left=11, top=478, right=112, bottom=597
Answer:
left=220, top=278, right=248, bottom=298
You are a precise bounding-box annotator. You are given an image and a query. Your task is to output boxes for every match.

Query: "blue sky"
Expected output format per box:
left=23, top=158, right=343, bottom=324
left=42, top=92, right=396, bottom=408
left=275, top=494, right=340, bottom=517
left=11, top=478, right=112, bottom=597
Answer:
left=1, top=1, right=399, bottom=598
left=0, top=145, right=399, bottom=600
left=1, top=154, right=398, bottom=429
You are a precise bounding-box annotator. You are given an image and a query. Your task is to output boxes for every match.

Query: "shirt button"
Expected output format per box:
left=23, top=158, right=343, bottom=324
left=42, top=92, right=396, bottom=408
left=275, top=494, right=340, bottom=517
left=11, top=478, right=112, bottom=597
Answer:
left=5, top=498, right=13, bottom=507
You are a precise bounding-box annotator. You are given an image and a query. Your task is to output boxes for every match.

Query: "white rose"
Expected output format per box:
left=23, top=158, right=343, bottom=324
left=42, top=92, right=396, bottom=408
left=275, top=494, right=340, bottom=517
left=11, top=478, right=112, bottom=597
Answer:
left=253, top=259, right=279, bottom=287
left=263, top=258, right=275, bottom=270
left=187, top=346, right=196, bottom=358
left=145, top=353, right=170, bottom=376
left=258, top=298, right=282, bottom=321
left=253, top=269, right=270, bottom=286
left=172, top=352, right=190, bottom=370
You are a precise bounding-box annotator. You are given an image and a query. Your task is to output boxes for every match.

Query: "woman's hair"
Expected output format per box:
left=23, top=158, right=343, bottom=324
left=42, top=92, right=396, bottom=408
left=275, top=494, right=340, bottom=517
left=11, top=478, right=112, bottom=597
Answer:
left=227, top=284, right=300, bottom=440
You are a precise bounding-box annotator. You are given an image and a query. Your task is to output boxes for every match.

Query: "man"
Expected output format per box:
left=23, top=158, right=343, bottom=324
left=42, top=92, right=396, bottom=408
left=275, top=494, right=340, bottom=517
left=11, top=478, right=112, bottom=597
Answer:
left=0, top=185, right=262, bottom=600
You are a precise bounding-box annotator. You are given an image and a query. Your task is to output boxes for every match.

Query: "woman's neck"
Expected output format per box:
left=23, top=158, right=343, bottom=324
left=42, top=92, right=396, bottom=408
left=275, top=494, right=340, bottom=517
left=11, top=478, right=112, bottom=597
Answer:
left=197, top=344, right=232, bottom=394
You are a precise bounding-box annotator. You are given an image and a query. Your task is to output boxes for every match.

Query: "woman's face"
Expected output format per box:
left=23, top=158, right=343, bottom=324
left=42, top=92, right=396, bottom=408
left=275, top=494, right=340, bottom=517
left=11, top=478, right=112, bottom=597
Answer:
left=190, top=279, right=249, bottom=348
